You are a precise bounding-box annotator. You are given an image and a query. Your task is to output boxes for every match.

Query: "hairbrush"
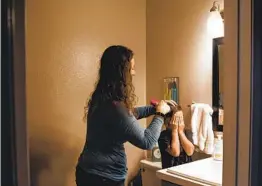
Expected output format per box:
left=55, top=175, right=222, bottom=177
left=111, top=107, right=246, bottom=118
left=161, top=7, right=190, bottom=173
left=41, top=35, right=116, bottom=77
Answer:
left=150, top=99, right=159, bottom=106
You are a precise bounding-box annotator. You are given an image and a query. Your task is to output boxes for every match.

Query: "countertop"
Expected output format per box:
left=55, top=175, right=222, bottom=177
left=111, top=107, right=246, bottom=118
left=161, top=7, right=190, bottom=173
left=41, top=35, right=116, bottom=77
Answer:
left=157, top=158, right=222, bottom=186
left=140, top=159, right=162, bottom=170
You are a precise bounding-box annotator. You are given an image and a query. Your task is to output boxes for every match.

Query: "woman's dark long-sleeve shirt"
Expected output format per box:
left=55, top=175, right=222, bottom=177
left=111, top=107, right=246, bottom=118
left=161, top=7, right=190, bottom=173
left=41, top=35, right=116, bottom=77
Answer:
left=77, top=102, right=164, bottom=181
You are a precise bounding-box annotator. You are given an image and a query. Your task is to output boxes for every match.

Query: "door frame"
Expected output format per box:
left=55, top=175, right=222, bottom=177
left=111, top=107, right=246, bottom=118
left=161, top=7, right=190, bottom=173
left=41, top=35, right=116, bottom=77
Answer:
left=2, top=0, right=261, bottom=185
left=2, top=0, right=30, bottom=185
left=249, top=0, right=262, bottom=185
left=223, top=0, right=262, bottom=185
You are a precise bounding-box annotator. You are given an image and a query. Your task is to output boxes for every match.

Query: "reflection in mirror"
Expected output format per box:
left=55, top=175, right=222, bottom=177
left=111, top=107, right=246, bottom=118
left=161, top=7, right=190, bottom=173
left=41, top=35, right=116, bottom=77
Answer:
left=218, top=44, right=224, bottom=107
left=212, top=37, right=224, bottom=131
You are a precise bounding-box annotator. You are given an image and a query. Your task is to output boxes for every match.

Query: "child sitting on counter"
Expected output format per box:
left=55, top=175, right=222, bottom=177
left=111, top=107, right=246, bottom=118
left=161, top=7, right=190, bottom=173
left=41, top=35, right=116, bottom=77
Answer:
left=158, top=106, right=195, bottom=169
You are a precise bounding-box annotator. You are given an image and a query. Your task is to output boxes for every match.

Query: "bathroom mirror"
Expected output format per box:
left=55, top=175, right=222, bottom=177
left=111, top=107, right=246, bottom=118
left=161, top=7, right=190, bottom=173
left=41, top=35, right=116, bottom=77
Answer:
left=212, top=37, right=224, bottom=131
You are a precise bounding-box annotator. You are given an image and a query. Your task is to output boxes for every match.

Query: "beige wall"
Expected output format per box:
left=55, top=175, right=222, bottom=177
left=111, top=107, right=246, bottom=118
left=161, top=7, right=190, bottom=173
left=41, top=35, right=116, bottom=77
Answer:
left=26, top=0, right=226, bottom=185
left=26, top=0, right=146, bottom=186
left=146, top=0, right=223, bottom=125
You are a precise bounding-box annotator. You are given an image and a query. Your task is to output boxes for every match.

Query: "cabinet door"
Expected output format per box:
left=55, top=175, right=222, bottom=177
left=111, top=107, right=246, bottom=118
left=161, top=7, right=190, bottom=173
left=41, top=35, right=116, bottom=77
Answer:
left=141, top=167, right=161, bottom=186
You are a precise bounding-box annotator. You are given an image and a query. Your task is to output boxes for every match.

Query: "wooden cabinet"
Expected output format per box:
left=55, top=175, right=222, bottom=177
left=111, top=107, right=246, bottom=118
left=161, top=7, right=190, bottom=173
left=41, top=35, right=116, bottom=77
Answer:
left=140, top=160, right=162, bottom=186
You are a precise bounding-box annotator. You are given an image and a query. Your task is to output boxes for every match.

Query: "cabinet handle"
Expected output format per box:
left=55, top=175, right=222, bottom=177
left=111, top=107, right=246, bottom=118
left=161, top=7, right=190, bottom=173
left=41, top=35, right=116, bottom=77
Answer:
left=141, top=168, right=145, bottom=172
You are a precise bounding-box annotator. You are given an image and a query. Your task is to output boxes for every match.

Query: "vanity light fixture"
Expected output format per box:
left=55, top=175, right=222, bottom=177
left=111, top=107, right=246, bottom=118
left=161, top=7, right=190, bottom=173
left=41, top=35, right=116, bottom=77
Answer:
left=209, top=1, right=224, bottom=20
left=207, top=1, right=224, bottom=38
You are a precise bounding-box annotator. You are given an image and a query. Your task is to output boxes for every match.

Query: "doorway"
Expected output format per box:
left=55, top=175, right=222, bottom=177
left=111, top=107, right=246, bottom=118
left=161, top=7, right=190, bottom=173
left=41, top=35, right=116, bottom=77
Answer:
left=2, top=0, right=30, bottom=185
left=2, top=0, right=262, bottom=185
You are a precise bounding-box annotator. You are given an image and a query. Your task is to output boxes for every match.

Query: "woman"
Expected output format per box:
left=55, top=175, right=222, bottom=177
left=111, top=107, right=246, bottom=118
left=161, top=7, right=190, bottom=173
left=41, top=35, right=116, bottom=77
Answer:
left=158, top=108, right=195, bottom=169
left=75, top=45, right=175, bottom=186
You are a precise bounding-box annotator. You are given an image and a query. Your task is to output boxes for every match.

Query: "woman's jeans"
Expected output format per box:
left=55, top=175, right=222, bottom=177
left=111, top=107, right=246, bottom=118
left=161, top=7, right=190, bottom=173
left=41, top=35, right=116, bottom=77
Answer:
left=75, top=166, right=125, bottom=186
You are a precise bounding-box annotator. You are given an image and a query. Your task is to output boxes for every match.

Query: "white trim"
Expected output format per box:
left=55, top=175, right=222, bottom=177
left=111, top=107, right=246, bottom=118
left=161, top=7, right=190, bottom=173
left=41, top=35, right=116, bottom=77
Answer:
left=223, top=0, right=239, bottom=185
left=223, top=0, right=252, bottom=185
left=237, top=0, right=252, bottom=185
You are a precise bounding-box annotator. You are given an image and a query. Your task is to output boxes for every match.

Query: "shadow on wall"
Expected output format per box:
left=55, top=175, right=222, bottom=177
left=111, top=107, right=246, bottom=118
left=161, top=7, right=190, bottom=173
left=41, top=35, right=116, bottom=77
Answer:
left=124, top=142, right=147, bottom=185
left=30, top=132, right=146, bottom=186
left=29, top=126, right=81, bottom=186
left=30, top=150, right=50, bottom=186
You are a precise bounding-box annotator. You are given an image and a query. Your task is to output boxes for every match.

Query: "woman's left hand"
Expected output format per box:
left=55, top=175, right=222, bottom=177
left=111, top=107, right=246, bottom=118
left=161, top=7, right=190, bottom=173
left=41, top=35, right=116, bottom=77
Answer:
left=164, top=100, right=178, bottom=110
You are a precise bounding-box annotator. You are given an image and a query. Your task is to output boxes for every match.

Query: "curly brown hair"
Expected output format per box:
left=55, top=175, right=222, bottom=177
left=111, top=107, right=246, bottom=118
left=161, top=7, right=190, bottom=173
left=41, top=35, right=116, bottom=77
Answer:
left=84, top=45, right=137, bottom=121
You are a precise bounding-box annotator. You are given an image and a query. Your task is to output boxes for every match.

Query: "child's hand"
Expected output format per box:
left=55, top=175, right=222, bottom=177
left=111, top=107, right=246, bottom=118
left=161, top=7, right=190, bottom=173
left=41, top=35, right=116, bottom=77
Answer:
left=170, top=111, right=183, bottom=130
left=176, top=111, right=185, bottom=133
left=169, top=114, right=178, bottom=130
left=170, top=111, right=185, bottom=132
left=178, top=122, right=185, bottom=133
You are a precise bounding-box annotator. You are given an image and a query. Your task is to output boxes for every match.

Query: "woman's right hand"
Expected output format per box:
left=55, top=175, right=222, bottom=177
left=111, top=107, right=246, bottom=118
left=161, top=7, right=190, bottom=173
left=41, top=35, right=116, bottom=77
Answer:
left=156, top=100, right=171, bottom=114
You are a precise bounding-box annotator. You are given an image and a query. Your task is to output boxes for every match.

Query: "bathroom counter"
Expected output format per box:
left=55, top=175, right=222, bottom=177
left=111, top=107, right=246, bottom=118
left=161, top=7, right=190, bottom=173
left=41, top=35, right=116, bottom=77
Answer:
left=156, top=158, right=222, bottom=186
left=140, top=159, right=162, bottom=186
left=140, top=159, right=162, bottom=170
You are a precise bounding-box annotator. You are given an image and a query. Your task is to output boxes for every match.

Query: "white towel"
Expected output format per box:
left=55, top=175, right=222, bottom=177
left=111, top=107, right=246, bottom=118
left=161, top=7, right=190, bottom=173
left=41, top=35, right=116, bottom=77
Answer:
left=191, top=103, right=214, bottom=155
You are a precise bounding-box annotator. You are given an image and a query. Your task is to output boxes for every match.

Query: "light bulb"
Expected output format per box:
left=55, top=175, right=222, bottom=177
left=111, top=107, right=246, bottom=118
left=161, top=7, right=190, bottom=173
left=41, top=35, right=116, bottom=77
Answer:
left=207, top=10, right=224, bottom=38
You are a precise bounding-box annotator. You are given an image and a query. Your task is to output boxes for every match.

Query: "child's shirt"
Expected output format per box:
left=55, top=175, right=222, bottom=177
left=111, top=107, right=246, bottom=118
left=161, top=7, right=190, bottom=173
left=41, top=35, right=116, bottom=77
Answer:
left=158, top=129, right=193, bottom=169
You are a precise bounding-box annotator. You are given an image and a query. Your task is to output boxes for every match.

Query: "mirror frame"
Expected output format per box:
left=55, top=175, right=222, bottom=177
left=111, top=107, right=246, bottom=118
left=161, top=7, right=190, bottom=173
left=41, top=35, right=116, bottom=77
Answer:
left=212, top=37, right=224, bottom=131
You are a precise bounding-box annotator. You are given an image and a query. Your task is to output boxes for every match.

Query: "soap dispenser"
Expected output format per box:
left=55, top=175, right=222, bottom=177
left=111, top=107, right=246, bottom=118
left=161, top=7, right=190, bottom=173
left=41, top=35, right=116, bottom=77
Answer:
left=213, top=134, right=223, bottom=161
